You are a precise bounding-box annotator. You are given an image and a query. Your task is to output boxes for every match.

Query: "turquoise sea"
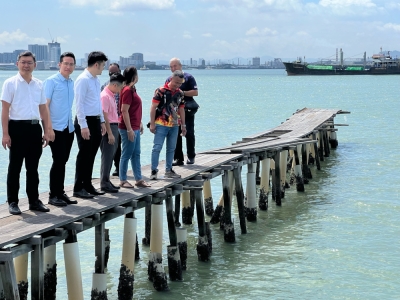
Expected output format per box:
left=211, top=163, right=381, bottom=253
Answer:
left=0, top=69, right=399, bottom=299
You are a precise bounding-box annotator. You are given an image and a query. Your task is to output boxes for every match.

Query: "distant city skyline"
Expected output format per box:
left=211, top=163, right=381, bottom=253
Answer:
left=0, top=0, right=399, bottom=63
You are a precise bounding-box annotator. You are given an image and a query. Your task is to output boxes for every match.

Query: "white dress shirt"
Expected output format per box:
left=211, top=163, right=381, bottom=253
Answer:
left=75, top=69, right=104, bottom=128
left=0, top=72, right=46, bottom=120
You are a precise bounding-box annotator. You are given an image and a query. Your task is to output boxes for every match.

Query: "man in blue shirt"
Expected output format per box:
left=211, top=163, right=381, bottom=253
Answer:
left=44, top=52, right=78, bottom=206
left=168, top=58, right=199, bottom=166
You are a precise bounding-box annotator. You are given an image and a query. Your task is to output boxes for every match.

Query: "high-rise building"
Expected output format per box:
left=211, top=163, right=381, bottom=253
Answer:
left=252, top=57, right=260, bottom=67
left=119, top=53, right=144, bottom=68
left=48, top=42, right=61, bottom=62
left=28, top=44, right=48, bottom=61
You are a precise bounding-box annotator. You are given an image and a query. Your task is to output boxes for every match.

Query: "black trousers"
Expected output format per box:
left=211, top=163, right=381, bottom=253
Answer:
left=48, top=128, right=74, bottom=197
left=74, top=116, right=102, bottom=192
left=7, top=121, right=43, bottom=204
left=113, top=133, right=121, bottom=171
left=174, top=110, right=196, bottom=161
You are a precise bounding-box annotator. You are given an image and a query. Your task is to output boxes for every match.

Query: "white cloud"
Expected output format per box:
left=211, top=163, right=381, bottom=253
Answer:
left=202, top=33, right=212, bottom=37
left=380, top=23, right=400, bottom=32
left=319, top=0, right=376, bottom=8
left=63, top=0, right=175, bottom=14
left=246, top=27, right=277, bottom=36
left=0, top=29, right=46, bottom=46
left=183, top=31, right=192, bottom=39
left=204, top=0, right=302, bottom=12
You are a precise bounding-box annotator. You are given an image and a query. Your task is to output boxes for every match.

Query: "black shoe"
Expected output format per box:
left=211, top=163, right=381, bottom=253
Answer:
left=110, top=182, right=120, bottom=190
left=172, top=159, right=184, bottom=166
left=29, top=199, right=50, bottom=212
left=9, top=202, right=21, bottom=215
left=112, top=169, right=119, bottom=176
left=73, top=189, right=95, bottom=199
left=86, top=188, right=106, bottom=196
left=186, top=157, right=195, bottom=164
left=101, top=186, right=119, bottom=193
left=48, top=196, right=67, bottom=207
left=59, top=193, right=78, bottom=204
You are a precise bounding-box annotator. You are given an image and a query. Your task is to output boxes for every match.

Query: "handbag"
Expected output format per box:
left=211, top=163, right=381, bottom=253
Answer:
left=185, top=99, right=199, bottom=113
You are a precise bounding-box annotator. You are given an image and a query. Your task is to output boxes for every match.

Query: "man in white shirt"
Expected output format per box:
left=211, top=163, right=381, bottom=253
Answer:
left=73, top=51, right=108, bottom=198
left=1, top=51, right=54, bottom=215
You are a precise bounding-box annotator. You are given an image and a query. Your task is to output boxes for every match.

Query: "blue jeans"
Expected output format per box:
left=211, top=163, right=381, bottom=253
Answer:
left=119, top=129, right=142, bottom=181
left=151, top=125, right=179, bottom=172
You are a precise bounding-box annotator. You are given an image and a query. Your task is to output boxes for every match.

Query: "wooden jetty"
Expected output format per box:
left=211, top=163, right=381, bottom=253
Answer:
left=0, top=107, right=349, bottom=299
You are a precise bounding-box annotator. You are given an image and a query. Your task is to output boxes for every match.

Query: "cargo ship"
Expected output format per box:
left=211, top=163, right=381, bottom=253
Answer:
left=283, top=49, right=400, bottom=75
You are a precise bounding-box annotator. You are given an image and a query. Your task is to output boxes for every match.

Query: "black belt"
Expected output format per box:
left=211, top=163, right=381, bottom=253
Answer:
left=86, top=115, right=101, bottom=119
left=110, top=123, right=119, bottom=125
left=10, top=119, right=40, bottom=124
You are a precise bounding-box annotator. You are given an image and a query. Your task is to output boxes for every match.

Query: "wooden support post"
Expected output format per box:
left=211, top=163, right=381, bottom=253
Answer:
left=142, top=201, right=151, bottom=245
left=273, top=151, right=282, bottom=206
left=203, top=180, right=214, bottom=216
left=165, top=189, right=177, bottom=247
left=94, top=223, right=105, bottom=273
left=195, top=189, right=210, bottom=261
left=294, top=146, right=305, bottom=192
left=255, top=160, right=261, bottom=185
left=259, top=158, right=270, bottom=211
left=14, top=252, right=28, bottom=299
left=329, top=130, right=338, bottom=148
left=246, top=163, right=257, bottom=221
left=323, top=130, right=330, bottom=157
left=190, top=190, right=196, bottom=221
left=205, top=222, right=213, bottom=254
left=270, top=158, right=276, bottom=201
left=301, top=144, right=312, bottom=181
left=174, top=194, right=181, bottom=227
left=63, top=230, right=84, bottom=300
left=0, top=251, right=19, bottom=300
left=222, top=170, right=235, bottom=242
left=181, top=190, right=192, bottom=225
left=167, top=245, right=182, bottom=281
left=118, top=213, right=137, bottom=300
left=31, top=235, right=44, bottom=300
left=148, top=203, right=168, bottom=291
left=279, top=150, right=288, bottom=198
left=176, top=228, right=188, bottom=270
left=92, top=223, right=107, bottom=299
left=104, top=228, right=110, bottom=268
left=312, top=131, right=321, bottom=170
left=165, top=190, right=183, bottom=279
left=318, top=131, right=325, bottom=162
left=209, top=194, right=223, bottom=224
left=233, top=166, right=247, bottom=234
left=44, top=244, right=57, bottom=300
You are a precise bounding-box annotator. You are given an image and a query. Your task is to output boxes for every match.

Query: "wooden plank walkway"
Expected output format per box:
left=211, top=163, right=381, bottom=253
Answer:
left=0, top=107, right=350, bottom=299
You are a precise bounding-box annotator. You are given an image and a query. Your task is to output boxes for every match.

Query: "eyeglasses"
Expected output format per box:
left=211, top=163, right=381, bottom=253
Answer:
left=174, top=74, right=184, bottom=78
left=19, top=61, right=34, bottom=65
left=61, top=62, right=75, bottom=67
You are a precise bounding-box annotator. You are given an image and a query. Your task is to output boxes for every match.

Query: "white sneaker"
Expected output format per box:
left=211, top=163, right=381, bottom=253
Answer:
left=165, top=169, right=181, bottom=178
left=150, top=170, right=158, bottom=180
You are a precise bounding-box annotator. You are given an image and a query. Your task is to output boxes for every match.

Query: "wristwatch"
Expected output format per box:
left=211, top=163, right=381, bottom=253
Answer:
left=181, top=124, right=186, bottom=127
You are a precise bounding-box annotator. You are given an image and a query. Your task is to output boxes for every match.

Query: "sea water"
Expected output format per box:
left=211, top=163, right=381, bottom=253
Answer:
left=0, top=69, right=399, bottom=299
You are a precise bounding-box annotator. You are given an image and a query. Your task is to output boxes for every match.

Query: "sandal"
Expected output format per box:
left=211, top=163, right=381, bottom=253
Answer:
left=119, top=181, right=134, bottom=188
left=135, top=180, right=151, bottom=188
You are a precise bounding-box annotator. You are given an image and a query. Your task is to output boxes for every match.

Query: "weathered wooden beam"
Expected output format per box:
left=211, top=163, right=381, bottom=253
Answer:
left=94, top=223, right=105, bottom=273
left=233, top=167, right=246, bottom=234
left=0, top=251, right=19, bottom=299
left=165, top=189, right=177, bottom=247
left=31, top=235, right=44, bottom=299
left=63, top=222, right=84, bottom=232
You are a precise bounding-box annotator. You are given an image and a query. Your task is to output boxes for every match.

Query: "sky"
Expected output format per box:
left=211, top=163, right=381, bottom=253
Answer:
left=0, top=0, right=399, bottom=63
